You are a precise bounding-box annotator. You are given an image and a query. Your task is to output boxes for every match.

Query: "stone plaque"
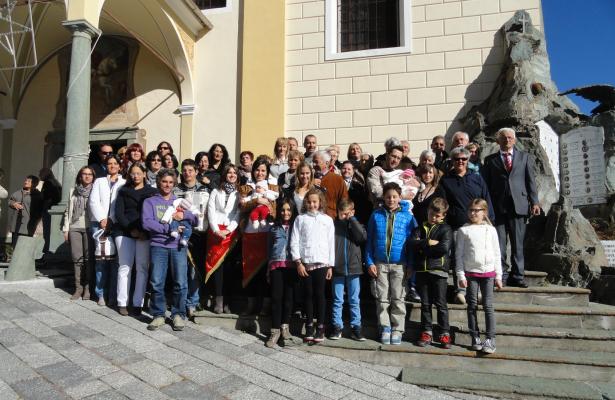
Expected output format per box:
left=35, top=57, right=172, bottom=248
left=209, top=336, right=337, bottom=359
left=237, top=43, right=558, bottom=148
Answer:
left=536, top=120, right=560, bottom=192
left=560, top=126, right=606, bottom=206
left=601, top=241, right=615, bottom=267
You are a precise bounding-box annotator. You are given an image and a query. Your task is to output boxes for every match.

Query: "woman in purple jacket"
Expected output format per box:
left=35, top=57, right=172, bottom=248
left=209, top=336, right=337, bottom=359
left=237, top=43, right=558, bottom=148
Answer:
left=142, top=169, right=197, bottom=331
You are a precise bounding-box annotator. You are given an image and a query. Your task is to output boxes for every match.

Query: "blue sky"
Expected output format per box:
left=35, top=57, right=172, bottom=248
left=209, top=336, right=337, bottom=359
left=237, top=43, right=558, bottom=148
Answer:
left=542, top=0, right=615, bottom=114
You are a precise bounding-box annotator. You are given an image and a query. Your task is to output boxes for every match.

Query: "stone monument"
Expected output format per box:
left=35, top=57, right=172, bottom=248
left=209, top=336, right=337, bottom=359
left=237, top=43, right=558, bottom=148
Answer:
left=460, top=10, right=606, bottom=286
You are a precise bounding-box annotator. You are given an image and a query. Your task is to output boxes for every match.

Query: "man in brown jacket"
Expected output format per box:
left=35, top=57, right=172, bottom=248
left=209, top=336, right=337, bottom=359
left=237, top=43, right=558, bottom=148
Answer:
left=312, top=150, right=348, bottom=219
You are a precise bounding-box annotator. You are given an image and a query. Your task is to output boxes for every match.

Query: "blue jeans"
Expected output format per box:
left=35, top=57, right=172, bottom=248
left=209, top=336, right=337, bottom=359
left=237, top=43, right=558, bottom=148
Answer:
left=169, top=220, right=192, bottom=242
left=91, top=222, right=117, bottom=301
left=332, top=275, right=361, bottom=329
left=149, top=246, right=188, bottom=319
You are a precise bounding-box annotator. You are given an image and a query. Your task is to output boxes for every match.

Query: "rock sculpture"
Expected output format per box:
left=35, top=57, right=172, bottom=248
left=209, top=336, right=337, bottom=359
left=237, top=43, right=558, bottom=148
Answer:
left=459, top=10, right=606, bottom=286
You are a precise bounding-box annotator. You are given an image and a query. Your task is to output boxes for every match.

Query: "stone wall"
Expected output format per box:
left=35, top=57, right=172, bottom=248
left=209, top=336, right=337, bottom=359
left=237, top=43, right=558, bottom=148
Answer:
left=285, top=0, right=543, bottom=158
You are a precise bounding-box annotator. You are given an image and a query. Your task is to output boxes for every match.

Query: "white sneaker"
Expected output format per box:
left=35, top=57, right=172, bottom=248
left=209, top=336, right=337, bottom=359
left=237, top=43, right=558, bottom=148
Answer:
left=170, top=231, right=179, bottom=238
left=455, top=292, right=467, bottom=305
left=179, top=239, right=188, bottom=247
left=482, top=338, right=496, bottom=354
left=259, top=219, right=267, bottom=227
left=252, top=220, right=260, bottom=230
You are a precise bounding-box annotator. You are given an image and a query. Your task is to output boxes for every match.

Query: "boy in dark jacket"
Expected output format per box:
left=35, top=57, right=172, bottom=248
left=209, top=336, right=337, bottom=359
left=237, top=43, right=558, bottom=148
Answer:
left=330, top=198, right=367, bottom=341
left=409, top=197, right=453, bottom=348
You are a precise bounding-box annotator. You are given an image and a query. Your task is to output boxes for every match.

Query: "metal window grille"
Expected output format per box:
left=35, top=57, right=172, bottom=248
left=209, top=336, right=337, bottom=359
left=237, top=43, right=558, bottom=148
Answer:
left=193, top=0, right=227, bottom=10
left=338, top=0, right=400, bottom=52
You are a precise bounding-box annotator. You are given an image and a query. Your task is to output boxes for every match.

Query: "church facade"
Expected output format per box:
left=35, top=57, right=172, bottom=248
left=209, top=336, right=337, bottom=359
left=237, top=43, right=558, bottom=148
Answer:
left=0, top=0, right=543, bottom=240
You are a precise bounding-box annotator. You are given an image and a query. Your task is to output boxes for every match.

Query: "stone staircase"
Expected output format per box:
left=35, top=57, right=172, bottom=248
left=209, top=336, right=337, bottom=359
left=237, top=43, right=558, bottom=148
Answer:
left=194, top=270, right=615, bottom=399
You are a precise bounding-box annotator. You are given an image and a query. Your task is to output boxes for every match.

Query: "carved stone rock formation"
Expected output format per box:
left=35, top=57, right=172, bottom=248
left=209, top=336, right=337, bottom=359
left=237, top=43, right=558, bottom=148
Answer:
left=459, top=10, right=606, bottom=286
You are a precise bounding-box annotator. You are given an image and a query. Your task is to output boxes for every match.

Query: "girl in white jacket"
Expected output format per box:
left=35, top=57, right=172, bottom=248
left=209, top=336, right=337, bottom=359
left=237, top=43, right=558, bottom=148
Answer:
left=455, top=198, right=502, bottom=355
left=290, top=188, right=335, bottom=343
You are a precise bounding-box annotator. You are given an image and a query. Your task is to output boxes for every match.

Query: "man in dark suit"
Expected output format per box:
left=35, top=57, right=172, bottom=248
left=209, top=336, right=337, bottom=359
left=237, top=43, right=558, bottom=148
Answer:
left=482, top=128, right=541, bottom=288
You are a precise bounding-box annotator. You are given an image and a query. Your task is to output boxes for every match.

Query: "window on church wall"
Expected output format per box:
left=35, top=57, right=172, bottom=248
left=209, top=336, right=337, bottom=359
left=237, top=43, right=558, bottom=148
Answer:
left=338, top=0, right=400, bottom=52
left=326, top=0, right=411, bottom=60
left=194, top=0, right=227, bottom=10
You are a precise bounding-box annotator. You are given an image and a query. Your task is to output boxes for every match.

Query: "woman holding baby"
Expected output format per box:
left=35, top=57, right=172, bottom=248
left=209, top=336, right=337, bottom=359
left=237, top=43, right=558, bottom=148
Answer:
left=239, top=157, right=278, bottom=315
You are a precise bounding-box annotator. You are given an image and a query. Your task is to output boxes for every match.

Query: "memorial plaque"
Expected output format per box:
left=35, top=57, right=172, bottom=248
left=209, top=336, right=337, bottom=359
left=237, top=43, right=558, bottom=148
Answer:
left=560, top=126, right=606, bottom=206
left=536, top=120, right=560, bottom=192
left=601, top=241, right=615, bottom=267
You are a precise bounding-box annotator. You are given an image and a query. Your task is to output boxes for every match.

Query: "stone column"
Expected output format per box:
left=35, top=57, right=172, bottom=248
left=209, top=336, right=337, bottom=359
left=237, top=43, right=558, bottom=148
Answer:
left=47, top=20, right=100, bottom=254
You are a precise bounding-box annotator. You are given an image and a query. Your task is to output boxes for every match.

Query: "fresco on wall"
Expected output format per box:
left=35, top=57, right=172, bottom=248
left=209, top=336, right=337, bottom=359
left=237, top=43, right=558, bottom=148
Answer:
left=53, top=36, right=139, bottom=130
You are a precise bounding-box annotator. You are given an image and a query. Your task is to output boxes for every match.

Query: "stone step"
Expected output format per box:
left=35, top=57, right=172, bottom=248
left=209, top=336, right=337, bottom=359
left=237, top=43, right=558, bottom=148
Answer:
left=445, top=270, right=548, bottom=287
left=522, top=270, right=548, bottom=286
left=306, top=338, right=615, bottom=384
left=194, top=307, right=615, bottom=353
left=399, top=368, right=615, bottom=400
left=493, top=286, right=590, bottom=307
left=404, top=322, right=615, bottom=353
left=407, top=302, right=615, bottom=330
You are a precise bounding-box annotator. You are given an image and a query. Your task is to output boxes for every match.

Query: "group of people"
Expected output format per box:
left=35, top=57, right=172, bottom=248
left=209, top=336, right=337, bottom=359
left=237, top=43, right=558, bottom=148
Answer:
left=3, top=128, right=540, bottom=353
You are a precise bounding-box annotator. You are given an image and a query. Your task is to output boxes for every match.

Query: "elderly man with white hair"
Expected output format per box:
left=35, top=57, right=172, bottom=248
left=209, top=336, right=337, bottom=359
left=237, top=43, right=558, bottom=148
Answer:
left=312, top=150, right=348, bottom=218
left=482, top=127, right=540, bottom=288
left=439, top=131, right=471, bottom=175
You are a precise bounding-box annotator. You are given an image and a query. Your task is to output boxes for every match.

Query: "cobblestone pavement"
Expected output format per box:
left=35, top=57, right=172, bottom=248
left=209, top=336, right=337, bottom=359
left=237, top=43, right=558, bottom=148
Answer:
left=0, top=287, right=484, bottom=400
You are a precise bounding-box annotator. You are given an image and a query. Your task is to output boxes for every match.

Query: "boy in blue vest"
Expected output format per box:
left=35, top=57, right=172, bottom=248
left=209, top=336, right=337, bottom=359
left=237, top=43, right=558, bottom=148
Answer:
left=366, top=182, right=418, bottom=345
left=330, top=198, right=367, bottom=341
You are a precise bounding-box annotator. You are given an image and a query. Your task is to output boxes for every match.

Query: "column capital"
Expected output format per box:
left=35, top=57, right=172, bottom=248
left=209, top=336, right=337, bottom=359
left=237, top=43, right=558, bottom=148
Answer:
left=178, top=104, right=196, bottom=115
left=62, top=19, right=101, bottom=38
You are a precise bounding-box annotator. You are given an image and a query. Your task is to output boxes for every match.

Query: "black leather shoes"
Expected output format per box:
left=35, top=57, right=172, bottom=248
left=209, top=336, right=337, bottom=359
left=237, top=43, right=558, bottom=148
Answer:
left=507, top=280, right=528, bottom=288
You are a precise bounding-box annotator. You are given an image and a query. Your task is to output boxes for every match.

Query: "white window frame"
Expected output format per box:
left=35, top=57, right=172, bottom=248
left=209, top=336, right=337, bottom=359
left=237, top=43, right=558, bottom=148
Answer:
left=325, top=0, right=412, bottom=61
left=199, top=0, right=232, bottom=15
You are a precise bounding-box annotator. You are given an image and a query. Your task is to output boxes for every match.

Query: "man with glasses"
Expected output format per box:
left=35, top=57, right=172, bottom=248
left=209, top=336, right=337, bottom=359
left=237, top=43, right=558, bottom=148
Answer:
left=440, top=146, right=494, bottom=303
left=482, top=128, right=540, bottom=288
left=439, top=131, right=470, bottom=175
left=90, top=143, right=114, bottom=179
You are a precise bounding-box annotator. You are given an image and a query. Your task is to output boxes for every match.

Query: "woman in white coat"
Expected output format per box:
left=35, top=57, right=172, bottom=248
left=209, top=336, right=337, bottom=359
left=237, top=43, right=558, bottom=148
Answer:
left=204, top=164, right=241, bottom=314
left=89, top=154, right=126, bottom=306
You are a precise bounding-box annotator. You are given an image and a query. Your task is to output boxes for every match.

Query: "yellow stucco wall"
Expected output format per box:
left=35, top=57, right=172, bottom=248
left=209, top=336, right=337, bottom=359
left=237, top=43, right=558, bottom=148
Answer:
left=239, top=0, right=285, bottom=158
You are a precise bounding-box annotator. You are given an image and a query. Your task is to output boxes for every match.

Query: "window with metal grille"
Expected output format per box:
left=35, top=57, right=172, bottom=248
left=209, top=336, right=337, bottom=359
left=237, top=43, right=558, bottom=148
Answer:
left=194, top=0, right=227, bottom=10
left=338, top=0, right=400, bottom=52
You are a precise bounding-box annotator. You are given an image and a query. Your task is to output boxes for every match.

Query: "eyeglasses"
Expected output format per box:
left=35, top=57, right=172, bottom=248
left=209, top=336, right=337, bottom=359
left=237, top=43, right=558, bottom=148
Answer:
left=469, top=208, right=485, bottom=213
left=101, top=151, right=113, bottom=156
left=454, top=157, right=468, bottom=162
left=159, top=146, right=169, bottom=150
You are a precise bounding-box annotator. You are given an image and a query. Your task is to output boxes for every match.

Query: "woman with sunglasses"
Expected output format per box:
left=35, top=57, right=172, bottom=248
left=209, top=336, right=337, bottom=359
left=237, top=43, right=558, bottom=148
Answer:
left=440, top=146, right=494, bottom=304
left=62, top=166, right=96, bottom=300
left=145, top=151, right=163, bottom=187
left=157, top=141, right=174, bottom=156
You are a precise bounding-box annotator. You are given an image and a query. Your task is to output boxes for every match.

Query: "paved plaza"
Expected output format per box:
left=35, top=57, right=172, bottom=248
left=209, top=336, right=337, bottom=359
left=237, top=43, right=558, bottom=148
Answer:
left=0, top=286, right=484, bottom=400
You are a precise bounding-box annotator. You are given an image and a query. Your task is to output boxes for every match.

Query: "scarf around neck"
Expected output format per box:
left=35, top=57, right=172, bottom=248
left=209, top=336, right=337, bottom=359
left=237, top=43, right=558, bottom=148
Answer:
left=71, top=184, right=92, bottom=224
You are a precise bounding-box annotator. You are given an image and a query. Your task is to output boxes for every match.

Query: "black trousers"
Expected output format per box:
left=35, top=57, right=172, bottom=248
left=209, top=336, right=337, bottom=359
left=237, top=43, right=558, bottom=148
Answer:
left=270, top=268, right=297, bottom=329
left=415, top=272, right=449, bottom=334
left=303, top=267, right=328, bottom=327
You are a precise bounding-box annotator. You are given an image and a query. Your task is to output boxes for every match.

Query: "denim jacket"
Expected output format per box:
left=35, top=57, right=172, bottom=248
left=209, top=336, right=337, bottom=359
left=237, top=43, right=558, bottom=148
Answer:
left=268, top=224, right=292, bottom=262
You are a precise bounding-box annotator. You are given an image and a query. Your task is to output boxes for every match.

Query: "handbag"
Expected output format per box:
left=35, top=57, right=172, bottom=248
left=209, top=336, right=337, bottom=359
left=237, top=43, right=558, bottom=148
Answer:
left=93, top=228, right=116, bottom=259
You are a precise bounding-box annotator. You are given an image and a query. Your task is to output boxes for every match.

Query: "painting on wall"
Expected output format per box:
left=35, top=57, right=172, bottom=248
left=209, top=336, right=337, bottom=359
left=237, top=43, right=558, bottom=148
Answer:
left=53, top=36, right=139, bottom=130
